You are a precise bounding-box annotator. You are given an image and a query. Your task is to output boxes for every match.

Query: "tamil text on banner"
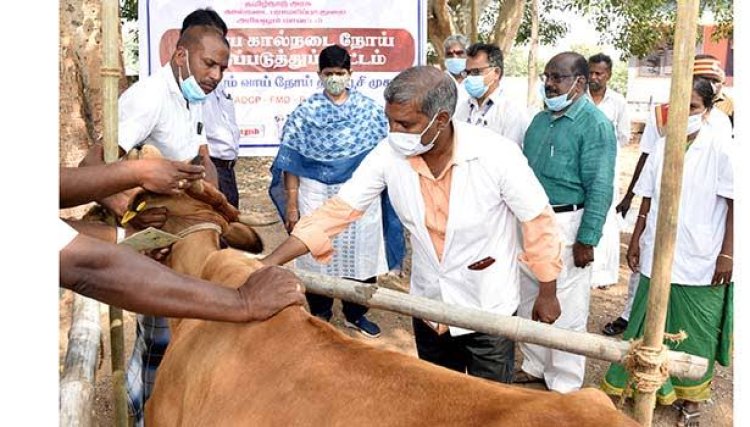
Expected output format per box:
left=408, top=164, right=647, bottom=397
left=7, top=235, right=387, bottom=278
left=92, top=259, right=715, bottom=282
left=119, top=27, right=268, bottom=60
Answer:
left=139, top=0, right=427, bottom=156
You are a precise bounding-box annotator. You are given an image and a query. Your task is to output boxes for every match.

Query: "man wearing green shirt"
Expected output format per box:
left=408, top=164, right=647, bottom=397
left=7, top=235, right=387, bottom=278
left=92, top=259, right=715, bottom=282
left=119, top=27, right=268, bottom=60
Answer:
left=516, top=52, right=616, bottom=393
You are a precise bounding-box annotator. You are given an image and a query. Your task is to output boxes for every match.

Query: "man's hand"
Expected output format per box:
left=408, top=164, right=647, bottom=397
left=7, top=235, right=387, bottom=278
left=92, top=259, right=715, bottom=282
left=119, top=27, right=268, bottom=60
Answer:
left=237, top=266, right=306, bottom=321
left=615, top=194, right=633, bottom=217
left=626, top=243, right=640, bottom=273
left=128, top=207, right=168, bottom=230
left=136, top=159, right=205, bottom=195
left=284, top=209, right=300, bottom=233
left=572, top=242, right=594, bottom=268
left=711, top=255, right=733, bottom=286
left=532, top=281, right=561, bottom=324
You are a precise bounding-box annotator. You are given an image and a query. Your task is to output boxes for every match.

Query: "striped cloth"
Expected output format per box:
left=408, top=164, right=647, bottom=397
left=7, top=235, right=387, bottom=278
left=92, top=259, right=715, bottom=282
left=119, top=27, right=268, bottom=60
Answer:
left=126, top=314, right=171, bottom=426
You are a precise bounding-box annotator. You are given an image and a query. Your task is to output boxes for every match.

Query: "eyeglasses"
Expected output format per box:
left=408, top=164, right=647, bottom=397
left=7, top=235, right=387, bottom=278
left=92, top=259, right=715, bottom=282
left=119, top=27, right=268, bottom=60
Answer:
left=465, top=66, right=496, bottom=77
left=445, top=49, right=465, bottom=58
left=539, top=73, right=578, bottom=84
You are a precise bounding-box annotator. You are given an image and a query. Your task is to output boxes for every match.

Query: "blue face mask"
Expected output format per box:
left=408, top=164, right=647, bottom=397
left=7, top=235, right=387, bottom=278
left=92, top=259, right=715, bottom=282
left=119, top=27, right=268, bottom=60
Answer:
left=444, top=58, right=466, bottom=76
left=179, top=50, right=207, bottom=103
left=465, top=75, right=489, bottom=99
left=539, top=79, right=577, bottom=112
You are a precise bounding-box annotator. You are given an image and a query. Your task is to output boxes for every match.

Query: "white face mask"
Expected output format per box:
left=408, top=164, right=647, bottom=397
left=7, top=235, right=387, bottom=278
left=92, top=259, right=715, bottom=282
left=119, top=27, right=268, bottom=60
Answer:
left=387, top=113, right=442, bottom=157
left=686, top=111, right=705, bottom=136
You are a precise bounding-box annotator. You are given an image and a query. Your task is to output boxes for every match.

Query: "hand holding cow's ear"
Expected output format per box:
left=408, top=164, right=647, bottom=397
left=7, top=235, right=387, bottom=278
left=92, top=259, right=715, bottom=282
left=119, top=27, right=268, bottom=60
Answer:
left=237, top=266, right=306, bottom=321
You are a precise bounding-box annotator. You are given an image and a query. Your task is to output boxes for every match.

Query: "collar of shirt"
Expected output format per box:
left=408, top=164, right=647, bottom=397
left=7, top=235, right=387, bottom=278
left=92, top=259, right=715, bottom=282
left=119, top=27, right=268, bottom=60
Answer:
left=548, top=94, right=588, bottom=121
left=407, top=130, right=460, bottom=180
left=160, top=63, right=186, bottom=105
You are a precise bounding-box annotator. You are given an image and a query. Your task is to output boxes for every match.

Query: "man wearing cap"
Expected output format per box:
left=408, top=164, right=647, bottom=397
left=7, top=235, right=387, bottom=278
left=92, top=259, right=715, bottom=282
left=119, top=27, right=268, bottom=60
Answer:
left=693, top=54, right=733, bottom=126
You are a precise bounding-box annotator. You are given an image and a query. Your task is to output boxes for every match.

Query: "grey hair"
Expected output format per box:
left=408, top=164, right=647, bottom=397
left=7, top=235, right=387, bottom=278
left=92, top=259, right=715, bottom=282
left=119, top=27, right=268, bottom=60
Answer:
left=384, top=66, right=458, bottom=118
left=443, top=34, right=469, bottom=52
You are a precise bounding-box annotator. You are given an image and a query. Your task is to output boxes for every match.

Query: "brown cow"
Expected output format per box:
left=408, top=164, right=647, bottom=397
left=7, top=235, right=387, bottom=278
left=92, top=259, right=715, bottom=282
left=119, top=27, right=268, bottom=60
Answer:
left=134, top=186, right=638, bottom=426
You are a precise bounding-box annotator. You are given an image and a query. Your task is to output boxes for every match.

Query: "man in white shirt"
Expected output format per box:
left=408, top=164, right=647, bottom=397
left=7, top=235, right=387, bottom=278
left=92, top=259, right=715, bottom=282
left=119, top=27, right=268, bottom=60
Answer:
left=180, top=9, right=242, bottom=208
left=98, top=23, right=229, bottom=228
left=261, top=66, right=563, bottom=385
left=443, top=34, right=469, bottom=109
left=454, top=43, right=530, bottom=146
left=586, top=53, right=630, bottom=289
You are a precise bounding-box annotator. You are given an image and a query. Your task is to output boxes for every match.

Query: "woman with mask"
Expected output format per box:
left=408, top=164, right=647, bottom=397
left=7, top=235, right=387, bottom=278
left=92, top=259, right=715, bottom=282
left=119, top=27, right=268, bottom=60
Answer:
left=269, top=44, right=404, bottom=338
left=600, top=77, right=734, bottom=427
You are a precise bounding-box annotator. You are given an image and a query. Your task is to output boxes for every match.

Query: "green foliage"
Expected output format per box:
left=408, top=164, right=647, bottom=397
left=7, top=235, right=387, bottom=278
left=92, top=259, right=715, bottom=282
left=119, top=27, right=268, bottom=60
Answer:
left=570, top=0, right=733, bottom=59
left=121, top=0, right=137, bottom=21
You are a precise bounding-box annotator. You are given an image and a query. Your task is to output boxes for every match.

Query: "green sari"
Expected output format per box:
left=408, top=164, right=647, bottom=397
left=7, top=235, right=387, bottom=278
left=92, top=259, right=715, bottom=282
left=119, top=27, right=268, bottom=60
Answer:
left=601, top=275, right=733, bottom=404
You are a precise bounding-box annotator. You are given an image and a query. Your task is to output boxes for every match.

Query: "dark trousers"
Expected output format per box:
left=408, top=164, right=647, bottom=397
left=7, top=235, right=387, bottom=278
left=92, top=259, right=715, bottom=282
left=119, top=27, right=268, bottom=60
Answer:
left=306, top=276, right=375, bottom=322
left=211, top=157, right=239, bottom=208
left=412, top=317, right=515, bottom=384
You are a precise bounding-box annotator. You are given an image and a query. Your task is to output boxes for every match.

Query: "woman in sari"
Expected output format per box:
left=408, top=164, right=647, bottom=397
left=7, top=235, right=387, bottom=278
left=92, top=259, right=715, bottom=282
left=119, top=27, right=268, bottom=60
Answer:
left=269, top=45, right=404, bottom=338
left=600, top=76, right=733, bottom=426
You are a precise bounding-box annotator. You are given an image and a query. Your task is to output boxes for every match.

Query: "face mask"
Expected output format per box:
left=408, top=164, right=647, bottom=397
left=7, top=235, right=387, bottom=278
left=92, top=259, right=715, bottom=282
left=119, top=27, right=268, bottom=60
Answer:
left=388, top=113, right=442, bottom=157
left=179, top=50, right=207, bottom=103
left=686, top=111, right=705, bottom=135
left=444, top=58, right=466, bottom=76
left=465, top=75, right=489, bottom=99
left=324, top=74, right=350, bottom=96
left=539, top=78, right=578, bottom=112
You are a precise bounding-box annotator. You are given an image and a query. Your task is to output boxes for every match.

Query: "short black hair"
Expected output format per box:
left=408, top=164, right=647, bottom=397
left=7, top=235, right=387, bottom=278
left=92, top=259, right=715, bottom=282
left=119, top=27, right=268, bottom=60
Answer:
left=319, top=45, right=351, bottom=71
left=180, top=8, right=228, bottom=36
left=466, top=43, right=504, bottom=72
left=588, top=53, right=612, bottom=72
left=692, top=76, right=715, bottom=110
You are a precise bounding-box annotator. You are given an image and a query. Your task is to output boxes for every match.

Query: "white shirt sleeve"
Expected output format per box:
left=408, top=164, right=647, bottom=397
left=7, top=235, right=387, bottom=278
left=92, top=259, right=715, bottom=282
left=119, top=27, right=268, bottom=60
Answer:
left=336, top=142, right=388, bottom=212
left=60, top=220, right=79, bottom=251
left=634, top=147, right=658, bottom=198
left=496, top=143, right=549, bottom=222
left=118, top=84, right=162, bottom=153
left=640, top=120, right=659, bottom=155
left=616, top=99, right=632, bottom=147
left=717, top=140, right=734, bottom=199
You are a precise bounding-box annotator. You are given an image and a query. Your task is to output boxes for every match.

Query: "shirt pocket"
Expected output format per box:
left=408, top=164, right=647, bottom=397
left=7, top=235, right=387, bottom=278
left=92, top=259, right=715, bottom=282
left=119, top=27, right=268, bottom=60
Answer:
left=680, top=223, right=716, bottom=260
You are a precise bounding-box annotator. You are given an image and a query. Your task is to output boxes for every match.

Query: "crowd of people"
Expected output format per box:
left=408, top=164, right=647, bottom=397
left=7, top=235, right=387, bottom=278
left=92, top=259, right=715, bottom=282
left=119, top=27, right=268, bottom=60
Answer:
left=59, top=7, right=734, bottom=426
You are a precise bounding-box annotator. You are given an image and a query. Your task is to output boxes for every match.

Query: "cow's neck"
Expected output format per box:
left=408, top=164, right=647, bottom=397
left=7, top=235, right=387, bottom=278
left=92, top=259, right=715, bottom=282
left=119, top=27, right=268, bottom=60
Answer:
left=167, top=230, right=221, bottom=277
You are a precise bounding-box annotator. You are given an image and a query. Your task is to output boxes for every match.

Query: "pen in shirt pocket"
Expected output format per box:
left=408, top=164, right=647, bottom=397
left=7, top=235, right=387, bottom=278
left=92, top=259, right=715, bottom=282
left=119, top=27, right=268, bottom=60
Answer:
left=467, top=256, right=495, bottom=271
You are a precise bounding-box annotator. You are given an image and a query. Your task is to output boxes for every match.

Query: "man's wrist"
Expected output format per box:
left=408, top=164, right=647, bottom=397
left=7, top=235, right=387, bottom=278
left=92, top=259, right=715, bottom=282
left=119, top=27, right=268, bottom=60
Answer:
left=538, top=280, right=557, bottom=297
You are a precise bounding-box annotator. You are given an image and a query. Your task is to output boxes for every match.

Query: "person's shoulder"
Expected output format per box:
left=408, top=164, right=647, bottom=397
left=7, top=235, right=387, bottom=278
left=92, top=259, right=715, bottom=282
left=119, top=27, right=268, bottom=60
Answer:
left=455, top=122, right=519, bottom=156
left=120, top=68, right=168, bottom=103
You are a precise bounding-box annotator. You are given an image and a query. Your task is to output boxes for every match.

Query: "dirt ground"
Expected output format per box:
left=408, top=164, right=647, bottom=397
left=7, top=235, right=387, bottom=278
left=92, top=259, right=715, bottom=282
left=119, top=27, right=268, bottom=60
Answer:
left=59, top=138, right=733, bottom=426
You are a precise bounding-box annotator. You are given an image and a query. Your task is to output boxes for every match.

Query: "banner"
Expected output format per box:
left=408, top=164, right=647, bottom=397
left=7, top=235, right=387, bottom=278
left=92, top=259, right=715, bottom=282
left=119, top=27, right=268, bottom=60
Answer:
left=139, top=0, right=427, bottom=156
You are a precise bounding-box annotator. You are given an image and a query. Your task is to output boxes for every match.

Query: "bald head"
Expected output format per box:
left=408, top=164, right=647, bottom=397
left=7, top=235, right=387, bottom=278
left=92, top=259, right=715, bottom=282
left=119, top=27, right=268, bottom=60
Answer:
left=548, top=52, right=589, bottom=84
left=384, top=66, right=458, bottom=118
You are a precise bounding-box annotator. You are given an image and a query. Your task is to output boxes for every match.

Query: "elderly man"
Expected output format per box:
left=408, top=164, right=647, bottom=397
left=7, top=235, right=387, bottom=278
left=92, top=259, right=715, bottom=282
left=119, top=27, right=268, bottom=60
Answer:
left=586, top=53, right=631, bottom=290
left=262, top=66, right=563, bottom=384
left=454, top=43, right=530, bottom=146
left=443, top=34, right=470, bottom=107
left=517, top=52, right=616, bottom=392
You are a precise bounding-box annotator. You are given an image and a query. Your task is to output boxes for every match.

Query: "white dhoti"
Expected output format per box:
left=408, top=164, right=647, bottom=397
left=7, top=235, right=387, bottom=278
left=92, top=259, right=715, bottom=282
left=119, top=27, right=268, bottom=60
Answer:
left=518, top=209, right=592, bottom=393
left=620, top=270, right=640, bottom=321
left=591, top=206, right=620, bottom=287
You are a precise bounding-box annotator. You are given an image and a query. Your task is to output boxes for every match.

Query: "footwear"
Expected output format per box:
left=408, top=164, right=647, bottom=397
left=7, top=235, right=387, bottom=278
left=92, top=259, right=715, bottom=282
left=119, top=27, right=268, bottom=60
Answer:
left=602, top=317, right=628, bottom=336
left=344, top=316, right=381, bottom=338
left=512, top=370, right=545, bottom=385
left=676, top=401, right=701, bottom=427
left=313, top=310, right=333, bottom=322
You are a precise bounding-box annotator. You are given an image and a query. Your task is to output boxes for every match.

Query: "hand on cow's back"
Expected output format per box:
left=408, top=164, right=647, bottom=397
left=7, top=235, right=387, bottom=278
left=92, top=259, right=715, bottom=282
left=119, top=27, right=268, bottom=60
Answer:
left=237, top=266, right=306, bottom=321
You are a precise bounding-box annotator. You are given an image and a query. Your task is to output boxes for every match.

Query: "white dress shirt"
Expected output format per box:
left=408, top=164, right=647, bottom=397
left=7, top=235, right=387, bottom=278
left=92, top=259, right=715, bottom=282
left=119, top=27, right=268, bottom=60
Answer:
left=336, top=122, right=550, bottom=335
left=118, top=64, right=206, bottom=161
left=446, top=71, right=469, bottom=114
left=588, top=87, right=631, bottom=148
left=203, top=81, right=241, bottom=160
left=635, top=119, right=733, bottom=284
left=454, top=84, right=531, bottom=147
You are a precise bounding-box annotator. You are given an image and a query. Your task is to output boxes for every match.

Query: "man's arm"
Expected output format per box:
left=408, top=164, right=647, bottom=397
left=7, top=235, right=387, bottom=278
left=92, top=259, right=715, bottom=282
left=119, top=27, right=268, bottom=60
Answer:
left=615, top=152, right=649, bottom=217
left=60, top=234, right=304, bottom=321
left=576, top=121, right=617, bottom=247
left=199, top=144, right=219, bottom=187
left=60, top=160, right=204, bottom=209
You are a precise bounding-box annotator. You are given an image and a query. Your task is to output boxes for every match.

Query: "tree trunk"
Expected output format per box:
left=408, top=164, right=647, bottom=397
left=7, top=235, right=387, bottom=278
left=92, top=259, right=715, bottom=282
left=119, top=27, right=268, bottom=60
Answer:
left=526, top=0, right=539, bottom=107
left=493, top=0, right=526, bottom=55
left=428, top=0, right=454, bottom=64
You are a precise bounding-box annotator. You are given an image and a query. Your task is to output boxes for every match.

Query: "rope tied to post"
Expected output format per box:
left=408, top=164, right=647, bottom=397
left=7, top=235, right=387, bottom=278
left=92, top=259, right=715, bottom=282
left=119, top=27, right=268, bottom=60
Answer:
left=617, top=330, right=688, bottom=409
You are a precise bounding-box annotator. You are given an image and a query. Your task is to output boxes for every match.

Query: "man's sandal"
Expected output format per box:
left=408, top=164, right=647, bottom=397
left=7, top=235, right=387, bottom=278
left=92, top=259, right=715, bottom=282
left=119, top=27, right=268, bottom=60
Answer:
left=676, top=401, right=701, bottom=427
left=602, top=317, right=629, bottom=336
